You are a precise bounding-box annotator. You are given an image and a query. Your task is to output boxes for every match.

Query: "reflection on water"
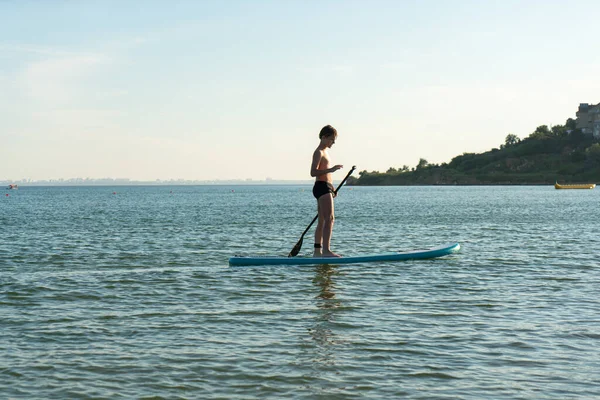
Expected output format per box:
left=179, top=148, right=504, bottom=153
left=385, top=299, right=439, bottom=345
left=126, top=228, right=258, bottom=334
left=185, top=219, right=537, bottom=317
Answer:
left=308, top=264, right=343, bottom=366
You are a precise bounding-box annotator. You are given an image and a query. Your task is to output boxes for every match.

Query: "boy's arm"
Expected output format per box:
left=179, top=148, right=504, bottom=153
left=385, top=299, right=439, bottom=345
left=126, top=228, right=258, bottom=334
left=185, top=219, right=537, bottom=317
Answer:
left=310, top=150, right=326, bottom=177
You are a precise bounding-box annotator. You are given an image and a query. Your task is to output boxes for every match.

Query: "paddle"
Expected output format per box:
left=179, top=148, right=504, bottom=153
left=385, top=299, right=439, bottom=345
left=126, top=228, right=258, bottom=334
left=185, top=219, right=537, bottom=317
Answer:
left=288, top=165, right=357, bottom=257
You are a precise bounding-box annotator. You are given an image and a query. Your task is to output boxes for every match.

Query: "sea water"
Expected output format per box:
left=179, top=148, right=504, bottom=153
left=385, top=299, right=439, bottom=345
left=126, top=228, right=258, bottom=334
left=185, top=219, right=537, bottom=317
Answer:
left=1, top=185, right=599, bottom=399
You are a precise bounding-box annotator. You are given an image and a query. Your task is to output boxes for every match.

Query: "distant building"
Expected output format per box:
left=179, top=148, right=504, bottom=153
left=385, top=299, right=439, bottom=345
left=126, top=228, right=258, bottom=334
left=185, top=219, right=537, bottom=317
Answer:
left=576, top=102, right=600, bottom=138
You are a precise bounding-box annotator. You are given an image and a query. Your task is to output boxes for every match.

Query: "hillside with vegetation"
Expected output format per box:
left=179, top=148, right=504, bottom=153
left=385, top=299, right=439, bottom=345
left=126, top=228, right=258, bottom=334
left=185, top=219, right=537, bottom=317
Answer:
left=348, top=119, right=600, bottom=185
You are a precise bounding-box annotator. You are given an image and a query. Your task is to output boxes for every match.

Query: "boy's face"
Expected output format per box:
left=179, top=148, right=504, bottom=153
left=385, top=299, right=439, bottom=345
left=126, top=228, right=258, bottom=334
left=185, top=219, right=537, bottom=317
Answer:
left=325, top=135, right=337, bottom=148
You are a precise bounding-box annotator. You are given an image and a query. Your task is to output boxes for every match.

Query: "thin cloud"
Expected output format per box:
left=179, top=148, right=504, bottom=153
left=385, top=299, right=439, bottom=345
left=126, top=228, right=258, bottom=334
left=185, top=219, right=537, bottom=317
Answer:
left=20, top=52, right=111, bottom=104
left=0, top=43, right=95, bottom=57
left=297, top=64, right=355, bottom=75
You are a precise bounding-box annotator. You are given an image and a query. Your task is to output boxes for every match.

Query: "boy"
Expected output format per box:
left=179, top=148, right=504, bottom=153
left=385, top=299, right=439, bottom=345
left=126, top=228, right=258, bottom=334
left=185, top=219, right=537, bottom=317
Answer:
left=310, top=125, right=343, bottom=257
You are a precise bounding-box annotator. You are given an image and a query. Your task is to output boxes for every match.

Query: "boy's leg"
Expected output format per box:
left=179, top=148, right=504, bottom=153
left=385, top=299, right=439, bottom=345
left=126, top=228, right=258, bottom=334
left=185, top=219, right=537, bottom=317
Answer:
left=314, top=202, right=323, bottom=257
left=318, top=193, right=339, bottom=257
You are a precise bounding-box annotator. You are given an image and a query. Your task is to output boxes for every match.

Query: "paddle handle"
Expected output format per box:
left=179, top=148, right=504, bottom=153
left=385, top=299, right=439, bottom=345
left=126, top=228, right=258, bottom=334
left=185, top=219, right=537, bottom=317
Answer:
left=334, top=165, right=357, bottom=195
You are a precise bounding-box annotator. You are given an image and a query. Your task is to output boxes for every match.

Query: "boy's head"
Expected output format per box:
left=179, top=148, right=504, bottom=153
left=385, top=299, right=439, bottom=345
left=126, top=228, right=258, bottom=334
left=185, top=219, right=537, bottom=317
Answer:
left=319, top=125, right=337, bottom=139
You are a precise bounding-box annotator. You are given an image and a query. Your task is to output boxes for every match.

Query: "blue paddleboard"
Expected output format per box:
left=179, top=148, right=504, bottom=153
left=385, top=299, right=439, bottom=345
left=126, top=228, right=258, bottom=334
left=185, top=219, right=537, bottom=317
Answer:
left=229, top=242, right=460, bottom=266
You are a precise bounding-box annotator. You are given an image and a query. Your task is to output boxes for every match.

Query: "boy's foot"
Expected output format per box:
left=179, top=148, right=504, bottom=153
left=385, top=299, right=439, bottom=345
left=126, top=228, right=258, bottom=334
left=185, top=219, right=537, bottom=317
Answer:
left=321, top=251, right=341, bottom=257
left=313, top=250, right=322, bottom=257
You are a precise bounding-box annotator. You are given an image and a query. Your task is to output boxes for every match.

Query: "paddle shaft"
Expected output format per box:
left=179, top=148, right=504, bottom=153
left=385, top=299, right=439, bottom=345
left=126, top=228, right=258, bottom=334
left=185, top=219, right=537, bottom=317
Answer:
left=288, top=166, right=356, bottom=256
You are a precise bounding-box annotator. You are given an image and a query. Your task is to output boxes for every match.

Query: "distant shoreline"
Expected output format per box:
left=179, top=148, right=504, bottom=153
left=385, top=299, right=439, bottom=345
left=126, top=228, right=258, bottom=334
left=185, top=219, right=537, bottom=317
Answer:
left=2, top=180, right=315, bottom=187
left=4, top=182, right=585, bottom=188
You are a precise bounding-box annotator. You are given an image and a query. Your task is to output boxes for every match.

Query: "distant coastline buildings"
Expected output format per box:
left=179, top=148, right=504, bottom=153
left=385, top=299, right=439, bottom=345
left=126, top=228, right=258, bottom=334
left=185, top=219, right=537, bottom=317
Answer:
left=576, top=102, right=600, bottom=138
left=1, top=178, right=314, bottom=186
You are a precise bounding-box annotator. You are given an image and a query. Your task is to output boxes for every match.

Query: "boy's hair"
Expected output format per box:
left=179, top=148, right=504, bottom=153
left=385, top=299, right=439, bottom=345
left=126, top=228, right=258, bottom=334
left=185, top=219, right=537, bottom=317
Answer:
left=319, top=125, right=337, bottom=139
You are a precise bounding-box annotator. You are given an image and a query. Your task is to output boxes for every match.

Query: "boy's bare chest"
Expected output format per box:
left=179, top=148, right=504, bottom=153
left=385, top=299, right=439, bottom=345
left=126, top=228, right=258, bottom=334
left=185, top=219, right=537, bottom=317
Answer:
left=319, top=151, right=331, bottom=167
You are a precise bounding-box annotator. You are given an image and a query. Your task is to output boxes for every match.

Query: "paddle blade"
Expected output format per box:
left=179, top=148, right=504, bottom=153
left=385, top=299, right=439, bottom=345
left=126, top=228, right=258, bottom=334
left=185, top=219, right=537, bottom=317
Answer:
left=288, top=237, right=303, bottom=257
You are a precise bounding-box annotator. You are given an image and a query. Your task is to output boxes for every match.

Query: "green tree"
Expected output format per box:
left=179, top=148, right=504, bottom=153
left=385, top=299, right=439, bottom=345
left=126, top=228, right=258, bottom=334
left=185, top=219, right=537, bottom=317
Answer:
left=505, top=133, right=520, bottom=146
left=585, top=143, right=600, bottom=165
left=529, top=125, right=551, bottom=139
left=551, top=125, right=567, bottom=137
left=416, top=158, right=429, bottom=170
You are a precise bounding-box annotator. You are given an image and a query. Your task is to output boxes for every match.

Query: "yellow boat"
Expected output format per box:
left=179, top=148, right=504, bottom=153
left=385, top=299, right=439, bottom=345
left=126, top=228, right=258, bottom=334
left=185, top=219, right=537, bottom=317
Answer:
left=555, top=182, right=596, bottom=190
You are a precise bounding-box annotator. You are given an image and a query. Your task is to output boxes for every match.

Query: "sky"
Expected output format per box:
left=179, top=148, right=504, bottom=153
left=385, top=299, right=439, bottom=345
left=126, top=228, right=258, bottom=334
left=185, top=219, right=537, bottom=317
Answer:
left=2, top=0, right=600, bottom=181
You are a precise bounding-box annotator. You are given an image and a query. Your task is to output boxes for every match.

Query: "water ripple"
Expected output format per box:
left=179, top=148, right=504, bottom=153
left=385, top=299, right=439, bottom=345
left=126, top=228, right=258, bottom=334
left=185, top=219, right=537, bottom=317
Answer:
left=2, top=186, right=600, bottom=398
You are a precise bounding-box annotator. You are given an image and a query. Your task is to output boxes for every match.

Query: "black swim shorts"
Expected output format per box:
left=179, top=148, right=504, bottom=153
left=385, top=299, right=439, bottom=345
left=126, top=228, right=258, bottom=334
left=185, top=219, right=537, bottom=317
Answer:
left=313, top=181, right=335, bottom=199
